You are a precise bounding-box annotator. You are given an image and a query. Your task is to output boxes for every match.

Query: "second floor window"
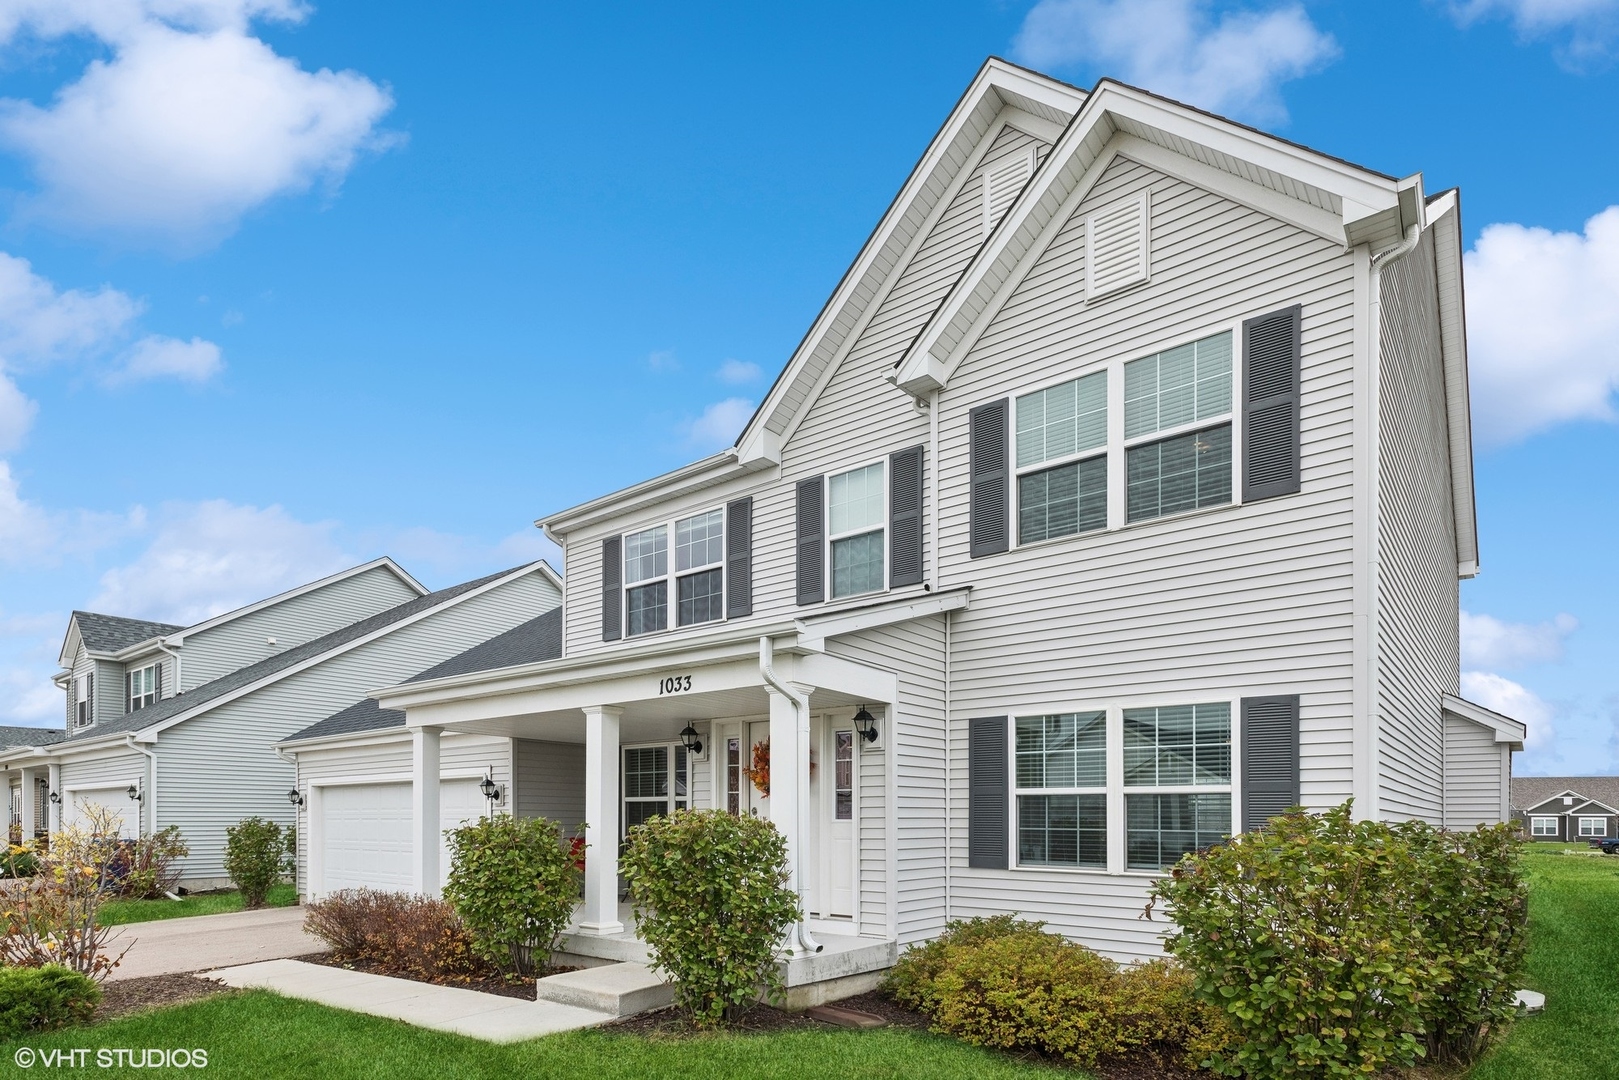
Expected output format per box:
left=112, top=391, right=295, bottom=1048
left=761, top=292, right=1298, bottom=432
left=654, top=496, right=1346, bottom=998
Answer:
left=1123, top=332, right=1232, bottom=522
left=1016, top=370, right=1107, bottom=544
left=74, top=675, right=91, bottom=727
left=128, top=664, right=159, bottom=712
left=828, top=462, right=885, bottom=599
left=624, top=508, right=727, bottom=637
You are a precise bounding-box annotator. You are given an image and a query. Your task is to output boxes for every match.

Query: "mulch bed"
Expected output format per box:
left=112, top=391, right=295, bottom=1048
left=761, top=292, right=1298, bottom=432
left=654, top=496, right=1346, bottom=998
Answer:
left=298, top=952, right=577, bottom=1001
left=94, top=973, right=230, bottom=1023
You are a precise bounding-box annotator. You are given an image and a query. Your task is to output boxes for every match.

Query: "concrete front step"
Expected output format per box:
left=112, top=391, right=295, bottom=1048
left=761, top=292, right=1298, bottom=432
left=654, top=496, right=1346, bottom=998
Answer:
left=535, top=961, right=674, bottom=1017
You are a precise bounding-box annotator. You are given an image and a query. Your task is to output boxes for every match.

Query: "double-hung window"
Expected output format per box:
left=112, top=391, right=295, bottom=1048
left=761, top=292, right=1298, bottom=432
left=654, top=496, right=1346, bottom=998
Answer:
left=1123, top=703, right=1232, bottom=870
left=1015, top=712, right=1107, bottom=868
left=1530, top=816, right=1557, bottom=837
left=622, top=744, right=688, bottom=836
left=128, top=664, right=158, bottom=712
left=1579, top=816, right=1606, bottom=837
left=828, top=462, right=885, bottom=599
left=1015, top=371, right=1107, bottom=545
left=623, top=508, right=726, bottom=636
left=74, top=676, right=90, bottom=728
left=1124, top=332, right=1233, bottom=522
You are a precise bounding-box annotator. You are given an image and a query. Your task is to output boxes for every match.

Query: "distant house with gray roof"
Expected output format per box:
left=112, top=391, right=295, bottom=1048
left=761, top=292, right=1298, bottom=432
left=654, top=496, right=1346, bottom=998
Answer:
left=1513, top=776, right=1619, bottom=842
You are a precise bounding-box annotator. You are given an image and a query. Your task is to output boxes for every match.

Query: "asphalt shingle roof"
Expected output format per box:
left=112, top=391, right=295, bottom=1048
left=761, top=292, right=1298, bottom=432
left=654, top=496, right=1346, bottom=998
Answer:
left=1511, top=776, right=1619, bottom=815
left=0, top=725, right=66, bottom=748
left=48, top=565, right=533, bottom=749
left=72, top=612, right=185, bottom=654
left=285, top=607, right=562, bottom=744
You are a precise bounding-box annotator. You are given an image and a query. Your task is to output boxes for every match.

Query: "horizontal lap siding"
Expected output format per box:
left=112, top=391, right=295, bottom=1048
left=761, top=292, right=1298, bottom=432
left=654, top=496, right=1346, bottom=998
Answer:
left=561, top=123, right=1050, bottom=658
left=939, top=156, right=1358, bottom=961
left=513, top=738, right=586, bottom=830
left=158, top=572, right=559, bottom=881
left=61, top=750, right=148, bottom=793
left=1376, top=232, right=1456, bottom=824
left=291, top=734, right=512, bottom=893
left=182, top=565, right=422, bottom=690
left=1443, top=716, right=1506, bottom=828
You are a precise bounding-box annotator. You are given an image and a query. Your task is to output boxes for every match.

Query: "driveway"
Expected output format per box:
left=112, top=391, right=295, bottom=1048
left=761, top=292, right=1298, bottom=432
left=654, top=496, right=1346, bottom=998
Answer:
left=107, top=906, right=327, bottom=982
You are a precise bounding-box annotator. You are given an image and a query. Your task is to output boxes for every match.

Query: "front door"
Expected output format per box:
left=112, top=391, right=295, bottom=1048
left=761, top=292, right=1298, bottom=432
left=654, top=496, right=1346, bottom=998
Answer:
left=809, top=716, right=857, bottom=920
left=721, top=721, right=771, bottom=820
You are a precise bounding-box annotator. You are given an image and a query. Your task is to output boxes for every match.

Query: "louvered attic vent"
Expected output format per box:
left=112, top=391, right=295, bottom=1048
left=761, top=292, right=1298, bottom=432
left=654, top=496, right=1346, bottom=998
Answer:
left=982, top=150, right=1033, bottom=237
left=1085, top=192, right=1150, bottom=300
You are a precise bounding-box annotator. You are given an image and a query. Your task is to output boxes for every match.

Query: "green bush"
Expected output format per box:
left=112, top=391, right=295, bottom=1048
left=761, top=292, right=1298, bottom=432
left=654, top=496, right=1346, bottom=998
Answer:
left=222, top=817, right=294, bottom=908
left=0, top=965, right=100, bottom=1039
left=886, top=917, right=1228, bottom=1069
left=619, top=809, right=799, bottom=1028
left=1149, top=802, right=1527, bottom=1078
left=1, top=844, right=39, bottom=879
left=443, top=814, right=580, bottom=976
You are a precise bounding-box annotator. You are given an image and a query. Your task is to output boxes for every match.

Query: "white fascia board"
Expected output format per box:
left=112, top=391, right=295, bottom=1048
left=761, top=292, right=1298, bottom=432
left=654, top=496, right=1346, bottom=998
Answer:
left=277, top=727, right=412, bottom=753
left=1568, top=799, right=1619, bottom=816
left=538, top=450, right=740, bottom=542
left=57, top=620, right=84, bottom=670
left=163, top=557, right=428, bottom=646
left=1442, top=693, right=1528, bottom=747
left=114, top=562, right=555, bottom=743
left=1522, top=791, right=1587, bottom=814
left=1426, top=192, right=1480, bottom=577
left=795, top=586, right=971, bottom=650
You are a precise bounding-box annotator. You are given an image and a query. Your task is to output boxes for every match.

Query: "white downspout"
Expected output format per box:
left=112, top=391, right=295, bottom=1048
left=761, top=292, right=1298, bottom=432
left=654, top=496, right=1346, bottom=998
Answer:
left=125, top=736, right=157, bottom=836
left=759, top=636, right=823, bottom=955
left=153, top=639, right=181, bottom=696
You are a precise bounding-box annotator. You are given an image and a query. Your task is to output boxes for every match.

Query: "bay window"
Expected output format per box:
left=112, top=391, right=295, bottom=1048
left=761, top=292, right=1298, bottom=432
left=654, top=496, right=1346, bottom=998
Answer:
left=828, top=462, right=885, bottom=599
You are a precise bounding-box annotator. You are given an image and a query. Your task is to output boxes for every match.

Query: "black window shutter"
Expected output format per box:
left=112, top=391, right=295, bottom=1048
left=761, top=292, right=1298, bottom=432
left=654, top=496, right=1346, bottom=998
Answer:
left=1242, top=305, right=1302, bottom=501
left=725, top=496, right=753, bottom=619
left=86, top=677, right=93, bottom=724
left=154, top=662, right=162, bottom=700
left=1241, top=695, right=1300, bottom=831
left=968, top=716, right=1010, bottom=869
left=889, top=445, right=925, bottom=587
left=969, top=399, right=1010, bottom=558
left=796, top=476, right=825, bottom=605
left=600, top=536, right=623, bottom=642
left=126, top=671, right=133, bottom=713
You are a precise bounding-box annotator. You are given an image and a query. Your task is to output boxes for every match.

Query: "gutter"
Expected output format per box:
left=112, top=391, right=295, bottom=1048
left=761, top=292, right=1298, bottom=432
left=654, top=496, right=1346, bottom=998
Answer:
left=758, top=636, right=823, bottom=957
left=124, top=735, right=157, bottom=834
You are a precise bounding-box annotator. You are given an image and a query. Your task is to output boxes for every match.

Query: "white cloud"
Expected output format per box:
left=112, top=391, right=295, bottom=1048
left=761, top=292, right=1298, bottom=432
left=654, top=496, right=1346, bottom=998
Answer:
left=107, top=334, right=223, bottom=384
left=1461, top=670, right=1554, bottom=748
left=716, top=358, right=762, bottom=384
left=1460, top=610, right=1578, bottom=669
left=647, top=349, right=679, bottom=372
left=0, top=2, right=396, bottom=245
left=90, top=499, right=352, bottom=624
left=0, top=607, right=69, bottom=725
left=684, top=397, right=753, bottom=451
left=0, top=460, right=140, bottom=565
left=0, top=373, right=36, bottom=452
left=0, top=251, right=141, bottom=368
left=1448, top=0, right=1619, bottom=66
left=1011, top=0, right=1339, bottom=123
left=1464, top=207, right=1619, bottom=444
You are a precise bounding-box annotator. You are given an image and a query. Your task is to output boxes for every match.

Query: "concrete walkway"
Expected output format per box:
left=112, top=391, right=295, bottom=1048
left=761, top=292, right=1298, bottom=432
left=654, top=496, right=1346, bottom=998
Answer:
left=212, top=959, right=616, bottom=1042
left=108, top=906, right=327, bottom=982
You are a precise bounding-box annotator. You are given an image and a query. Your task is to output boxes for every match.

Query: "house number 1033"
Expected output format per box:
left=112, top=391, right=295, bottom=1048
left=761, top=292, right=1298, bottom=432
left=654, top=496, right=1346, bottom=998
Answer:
left=657, top=675, right=692, bottom=695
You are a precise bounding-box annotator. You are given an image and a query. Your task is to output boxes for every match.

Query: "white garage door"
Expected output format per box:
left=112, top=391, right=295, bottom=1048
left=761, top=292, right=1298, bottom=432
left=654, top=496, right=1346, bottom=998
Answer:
left=67, top=787, right=136, bottom=838
left=319, top=778, right=487, bottom=894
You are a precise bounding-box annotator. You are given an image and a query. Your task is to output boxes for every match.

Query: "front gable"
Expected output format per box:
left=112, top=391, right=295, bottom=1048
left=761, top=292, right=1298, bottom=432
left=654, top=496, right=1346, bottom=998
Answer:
left=1524, top=791, right=1587, bottom=815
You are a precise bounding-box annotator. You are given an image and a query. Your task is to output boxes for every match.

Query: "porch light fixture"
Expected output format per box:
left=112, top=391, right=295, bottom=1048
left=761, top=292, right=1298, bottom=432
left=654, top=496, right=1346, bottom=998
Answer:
left=853, top=706, right=879, bottom=744
left=287, top=788, right=305, bottom=807
left=480, top=768, right=502, bottom=804
left=127, top=783, right=142, bottom=803
left=678, top=724, right=704, bottom=756
left=48, top=791, right=61, bottom=806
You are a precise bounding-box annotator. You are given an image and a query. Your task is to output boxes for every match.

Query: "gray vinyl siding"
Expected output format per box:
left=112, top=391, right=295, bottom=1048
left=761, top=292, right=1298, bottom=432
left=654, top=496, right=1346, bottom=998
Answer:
left=180, top=564, right=421, bottom=690
left=828, top=618, right=945, bottom=944
left=936, top=156, right=1358, bottom=961
left=289, top=733, right=513, bottom=894
left=150, top=570, right=558, bottom=881
left=1443, top=715, right=1508, bottom=828
left=1375, top=229, right=1457, bottom=824
left=561, top=121, right=1051, bottom=658
left=512, top=738, right=586, bottom=831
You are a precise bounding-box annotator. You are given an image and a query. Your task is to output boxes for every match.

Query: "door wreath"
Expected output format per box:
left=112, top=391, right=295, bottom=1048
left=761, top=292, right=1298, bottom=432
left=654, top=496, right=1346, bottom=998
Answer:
left=746, top=739, right=770, bottom=797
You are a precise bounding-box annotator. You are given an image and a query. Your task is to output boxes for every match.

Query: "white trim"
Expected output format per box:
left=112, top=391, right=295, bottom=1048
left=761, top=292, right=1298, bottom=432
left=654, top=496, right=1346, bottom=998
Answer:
left=826, top=459, right=888, bottom=602
left=621, top=506, right=728, bottom=639
left=1442, top=694, right=1528, bottom=747
left=1567, top=798, right=1619, bottom=816
left=1578, top=816, right=1608, bottom=837
left=1529, top=816, right=1557, bottom=837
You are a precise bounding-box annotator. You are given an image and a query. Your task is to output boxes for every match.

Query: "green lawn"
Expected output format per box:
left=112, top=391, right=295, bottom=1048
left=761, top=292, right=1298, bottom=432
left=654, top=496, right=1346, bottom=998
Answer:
left=1469, top=845, right=1619, bottom=1079
left=98, top=883, right=298, bottom=925
left=2, top=990, right=1068, bottom=1079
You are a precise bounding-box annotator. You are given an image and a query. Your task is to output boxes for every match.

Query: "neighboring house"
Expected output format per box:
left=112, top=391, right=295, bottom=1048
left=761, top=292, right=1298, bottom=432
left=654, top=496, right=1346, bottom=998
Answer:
left=3, top=726, right=64, bottom=841
left=0, top=559, right=562, bottom=889
left=278, top=608, right=569, bottom=897
left=1512, top=777, right=1619, bottom=841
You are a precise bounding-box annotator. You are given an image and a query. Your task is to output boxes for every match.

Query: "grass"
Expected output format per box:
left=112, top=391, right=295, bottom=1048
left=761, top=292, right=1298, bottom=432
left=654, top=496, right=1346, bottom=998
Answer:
left=0, top=990, right=1071, bottom=1079
left=1468, top=844, right=1619, bottom=1079
left=97, top=883, right=298, bottom=925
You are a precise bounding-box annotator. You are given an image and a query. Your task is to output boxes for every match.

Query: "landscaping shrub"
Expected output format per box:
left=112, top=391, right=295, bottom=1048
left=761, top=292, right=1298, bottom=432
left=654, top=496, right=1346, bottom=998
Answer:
left=1149, top=802, right=1527, bottom=1078
left=886, top=917, right=1228, bottom=1069
left=619, top=808, right=799, bottom=1028
left=113, top=827, right=190, bottom=899
left=223, top=817, right=294, bottom=908
left=443, top=814, right=580, bottom=976
left=304, top=889, right=477, bottom=981
left=1, top=843, right=39, bottom=879
left=0, top=806, right=128, bottom=980
left=0, top=965, right=100, bottom=1039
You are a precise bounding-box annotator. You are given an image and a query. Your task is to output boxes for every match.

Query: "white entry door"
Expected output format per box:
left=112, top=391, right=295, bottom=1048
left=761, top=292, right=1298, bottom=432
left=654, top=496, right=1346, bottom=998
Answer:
left=67, top=787, right=137, bottom=838
left=809, top=718, right=856, bottom=919
left=319, top=778, right=488, bottom=895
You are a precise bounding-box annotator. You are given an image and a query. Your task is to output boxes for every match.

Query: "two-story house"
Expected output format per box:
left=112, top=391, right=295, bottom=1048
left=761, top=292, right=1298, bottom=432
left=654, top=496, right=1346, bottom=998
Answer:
left=304, top=59, right=1524, bottom=1003
left=0, top=557, right=561, bottom=889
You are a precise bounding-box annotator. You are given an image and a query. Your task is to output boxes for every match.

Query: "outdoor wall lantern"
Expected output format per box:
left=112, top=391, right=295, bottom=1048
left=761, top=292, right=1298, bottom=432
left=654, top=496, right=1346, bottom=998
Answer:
left=47, top=790, right=61, bottom=806
left=287, top=788, right=305, bottom=807
left=678, top=724, right=704, bottom=756
left=853, top=706, right=879, bottom=744
left=126, top=783, right=143, bottom=803
left=480, top=768, right=503, bottom=804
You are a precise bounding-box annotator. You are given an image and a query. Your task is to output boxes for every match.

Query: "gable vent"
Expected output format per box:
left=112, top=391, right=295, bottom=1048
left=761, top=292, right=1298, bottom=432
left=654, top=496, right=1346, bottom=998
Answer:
left=982, top=149, right=1033, bottom=237
left=1085, top=192, right=1150, bottom=300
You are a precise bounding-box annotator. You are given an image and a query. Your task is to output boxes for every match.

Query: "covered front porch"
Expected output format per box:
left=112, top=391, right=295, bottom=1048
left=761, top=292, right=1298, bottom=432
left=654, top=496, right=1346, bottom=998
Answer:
left=375, top=628, right=901, bottom=1001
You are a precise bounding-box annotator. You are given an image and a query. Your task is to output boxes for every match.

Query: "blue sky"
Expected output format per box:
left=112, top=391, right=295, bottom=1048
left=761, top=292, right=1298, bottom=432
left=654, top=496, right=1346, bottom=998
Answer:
left=0, top=1, right=1615, bottom=776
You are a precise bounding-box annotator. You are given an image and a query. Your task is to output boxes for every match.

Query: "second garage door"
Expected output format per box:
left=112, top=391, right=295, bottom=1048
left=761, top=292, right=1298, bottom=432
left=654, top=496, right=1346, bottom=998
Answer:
left=319, top=778, right=487, bottom=894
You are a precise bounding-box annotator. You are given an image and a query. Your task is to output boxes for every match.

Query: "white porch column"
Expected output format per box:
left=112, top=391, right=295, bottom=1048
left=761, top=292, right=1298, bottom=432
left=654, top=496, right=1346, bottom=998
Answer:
left=46, top=763, right=61, bottom=835
left=767, top=682, right=818, bottom=955
left=579, top=705, right=624, bottom=935
left=18, top=766, right=38, bottom=840
left=411, top=726, right=442, bottom=898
